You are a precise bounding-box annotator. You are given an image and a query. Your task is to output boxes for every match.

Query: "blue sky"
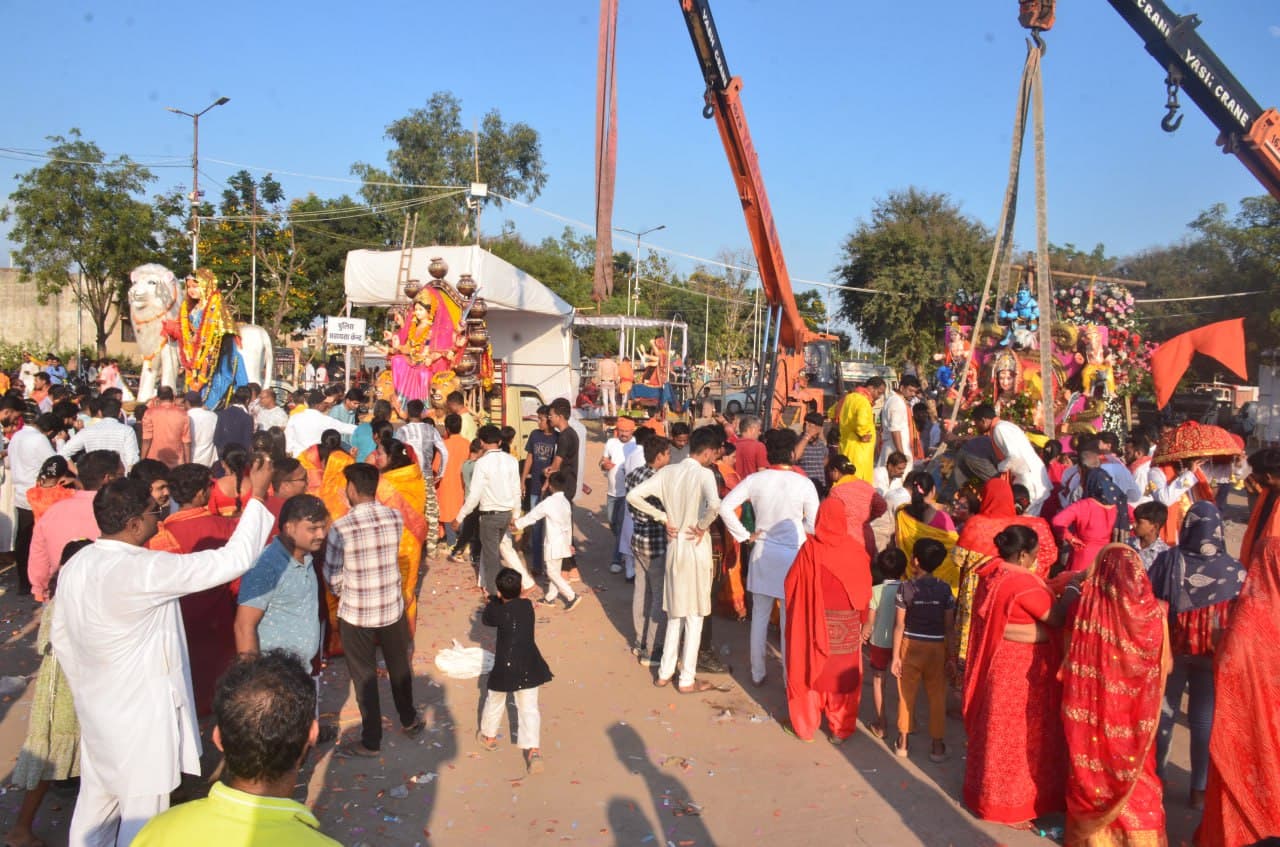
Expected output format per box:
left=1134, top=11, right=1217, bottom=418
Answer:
left=3, top=0, right=1278, bottom=325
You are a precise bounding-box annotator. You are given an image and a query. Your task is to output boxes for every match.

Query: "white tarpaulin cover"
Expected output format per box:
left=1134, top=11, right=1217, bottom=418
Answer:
left=344, top=245, right=579, bottom=402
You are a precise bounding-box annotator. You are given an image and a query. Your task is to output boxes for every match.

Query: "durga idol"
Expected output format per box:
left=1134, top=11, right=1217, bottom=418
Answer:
left=178, top=269, right=247, bottom=409
left=383, top=286, right=465, bottom=406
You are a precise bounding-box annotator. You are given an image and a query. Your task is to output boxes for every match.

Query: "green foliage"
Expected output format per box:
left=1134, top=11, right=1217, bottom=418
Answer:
left=834, top=188, right=990, bottom=368
left=352, top=91, right=548, bottom=246
left=2, top=130, right=177, bottom=354
left=289, top=194, right=388, bottom=324
left=1120, top=195, right=1280, bottom=373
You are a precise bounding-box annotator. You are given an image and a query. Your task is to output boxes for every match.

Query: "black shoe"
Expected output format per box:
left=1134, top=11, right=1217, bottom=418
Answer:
left=696, top=651, right=729, bottom=674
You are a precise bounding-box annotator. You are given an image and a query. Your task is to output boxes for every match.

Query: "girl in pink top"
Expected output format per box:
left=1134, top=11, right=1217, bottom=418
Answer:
left=1051, top=470, right=1129, bottom=572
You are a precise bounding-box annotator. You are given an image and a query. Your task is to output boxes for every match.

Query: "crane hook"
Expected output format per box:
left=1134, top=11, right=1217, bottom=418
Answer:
left=1030, top=28, right=1046, bottom=54
left=701, top=87, right=715, bottom=120
left=1161, top=66, right=1183, bottom=133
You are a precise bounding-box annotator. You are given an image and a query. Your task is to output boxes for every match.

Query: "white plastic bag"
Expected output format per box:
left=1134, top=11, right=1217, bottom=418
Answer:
left=433, top=639, right=494, bottom=679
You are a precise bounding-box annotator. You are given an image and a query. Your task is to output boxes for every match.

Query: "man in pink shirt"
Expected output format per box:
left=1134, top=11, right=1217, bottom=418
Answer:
left=140, top=386, right=192, bottom=468
left=28, top=449, right=122, bottom=601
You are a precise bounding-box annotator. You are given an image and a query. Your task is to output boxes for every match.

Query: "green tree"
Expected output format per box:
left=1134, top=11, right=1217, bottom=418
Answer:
left=1187, top=196, right=1280, bottom=359
left=834, top=188, right=990, bottom=369
left=353, top=91, right=547, bottom=246
left=192, top=170, right=287, bottom=320
left=2, top=130, right=177, bottom=354
left=289, top=194, right=388, bottom=324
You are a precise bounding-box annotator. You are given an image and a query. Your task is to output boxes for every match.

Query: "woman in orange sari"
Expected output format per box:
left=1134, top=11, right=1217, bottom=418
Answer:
left=299, top=429, right=354, bottom=655
left=372, top=437, right=429, bottom=636
left=1061, top=544, right=1170, bottom=846
left=963, top=524, right=1071, bottom=827
left=299, top=429, right=354, bottom=520
left=1196, top=537, right=1280, bottom=847
left=208, top=444, right=255, bottom=517
left=711, top=440, right=746, bottom=619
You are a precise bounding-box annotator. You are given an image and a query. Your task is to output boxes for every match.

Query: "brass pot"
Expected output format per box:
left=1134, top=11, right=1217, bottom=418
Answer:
left=454, top=352, right=478, bottom=376
left=468, top=297, right=488, bottom=320
left=467, top=325, right=489, bottom=346
left=428, top=256, right=448, bottom=280
left=403, top=279, right=422, bottom=300
left=456, top=274, right=477, bottom=298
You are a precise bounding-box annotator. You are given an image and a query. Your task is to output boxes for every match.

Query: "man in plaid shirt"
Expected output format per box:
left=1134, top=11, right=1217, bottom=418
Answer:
left=627, top=435, right=671, bottom=664
left=324, top=463, right=423, bottom=757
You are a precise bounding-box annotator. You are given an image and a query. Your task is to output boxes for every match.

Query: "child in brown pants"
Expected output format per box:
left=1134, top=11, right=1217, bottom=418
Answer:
left=891, top=538, right=955, bottom=762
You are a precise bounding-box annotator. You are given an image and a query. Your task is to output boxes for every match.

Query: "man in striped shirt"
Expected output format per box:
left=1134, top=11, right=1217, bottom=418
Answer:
left=627, top=435, right=671, bottom=665
left=323, top=463, right=422, bottom=757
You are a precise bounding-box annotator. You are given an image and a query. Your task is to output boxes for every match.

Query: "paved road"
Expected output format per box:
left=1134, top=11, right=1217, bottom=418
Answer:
left=0, top=425, right=1218, bottom=846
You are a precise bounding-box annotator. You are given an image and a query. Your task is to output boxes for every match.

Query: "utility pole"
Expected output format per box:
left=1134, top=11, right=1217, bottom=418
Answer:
left=250, top=184, right=257, bottom=325
left=165, top=96, right=230, bottom=271
left=616, top=224, right=664, bottom=356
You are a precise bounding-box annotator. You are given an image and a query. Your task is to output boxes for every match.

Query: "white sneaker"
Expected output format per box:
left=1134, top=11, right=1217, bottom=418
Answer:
left=609, top=563, right=623, bottom=574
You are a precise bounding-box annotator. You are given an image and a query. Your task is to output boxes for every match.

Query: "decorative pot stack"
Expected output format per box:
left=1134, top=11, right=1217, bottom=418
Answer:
left=453, top=271, right=488, bottom=393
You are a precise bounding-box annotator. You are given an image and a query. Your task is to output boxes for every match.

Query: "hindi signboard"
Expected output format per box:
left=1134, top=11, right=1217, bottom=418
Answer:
left=325, top=316, right=367, bottom=347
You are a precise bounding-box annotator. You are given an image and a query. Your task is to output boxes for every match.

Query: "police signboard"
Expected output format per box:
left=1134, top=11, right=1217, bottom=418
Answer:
left=325, top=316, right=367, bottom=346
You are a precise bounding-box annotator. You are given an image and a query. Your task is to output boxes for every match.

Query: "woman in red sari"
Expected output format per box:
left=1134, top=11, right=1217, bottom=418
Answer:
left=784, top=497, right=871, bottom=743
left=953, top=478, right=1056, bottom=667
left=1061, top=544, right=1170, bottom=846
left=1196, top=537, right=1280, bottom=847
left=963, top=524, right=1071, bottom=827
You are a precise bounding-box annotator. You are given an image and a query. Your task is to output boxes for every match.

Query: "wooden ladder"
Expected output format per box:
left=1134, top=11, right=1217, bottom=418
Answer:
left=396, top=211, right=419, bottom=292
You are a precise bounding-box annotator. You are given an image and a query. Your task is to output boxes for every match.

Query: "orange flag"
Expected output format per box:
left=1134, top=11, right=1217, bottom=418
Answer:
left=1150, top=318, right=1248, bottom=408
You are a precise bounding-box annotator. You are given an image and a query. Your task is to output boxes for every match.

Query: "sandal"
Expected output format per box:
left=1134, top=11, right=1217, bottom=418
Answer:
left=653, top=677, right=672, bottom=688
left=336, top=742, right=380, bottom=759
left=780, top=722, right=815, bottom=743
left=676, top=679, right=716, bottom=693
left=894, top=736, right=909, bottom=758
left=476, top=732, right=500, bottom=752
left=866, top=721, right=886, bottom=740
left=929, top=741, right=948, bottom=763
left=525, top=749, right=544, bottom=774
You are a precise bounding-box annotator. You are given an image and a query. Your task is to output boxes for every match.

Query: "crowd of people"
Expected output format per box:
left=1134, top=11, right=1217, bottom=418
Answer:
left=0, top=352, right=1278, bottom=845
left=593, top=374, right=1280, bottom=846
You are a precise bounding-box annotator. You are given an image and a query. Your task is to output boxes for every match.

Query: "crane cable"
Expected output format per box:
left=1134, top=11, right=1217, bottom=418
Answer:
left=946, top=33, right=1054, bottom=437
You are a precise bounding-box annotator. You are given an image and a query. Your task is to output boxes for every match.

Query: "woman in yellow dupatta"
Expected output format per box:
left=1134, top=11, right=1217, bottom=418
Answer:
left=299, top=428, right=354, bottom=655
left=894, top=471, right=959, bottom=591
left=372, top=434, right=429, bottom=636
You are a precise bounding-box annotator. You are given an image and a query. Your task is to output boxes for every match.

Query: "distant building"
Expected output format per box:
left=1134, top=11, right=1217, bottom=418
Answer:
left=0, top=267, right=137, bottom=358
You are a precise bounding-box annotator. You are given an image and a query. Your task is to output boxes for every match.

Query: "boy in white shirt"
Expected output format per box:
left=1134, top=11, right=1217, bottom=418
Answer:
left=515, top=472, right=580, bottom=611
left=865, top=548, right=907, bottom=739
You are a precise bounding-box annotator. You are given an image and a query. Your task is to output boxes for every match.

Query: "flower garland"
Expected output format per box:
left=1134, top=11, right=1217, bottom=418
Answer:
left=1052, top=280, right=1154, bottom=397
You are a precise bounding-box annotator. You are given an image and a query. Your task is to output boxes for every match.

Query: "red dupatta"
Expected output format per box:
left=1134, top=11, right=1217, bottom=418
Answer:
left=956, top=479, right=1058, bottom=573
left=1197, top=537, right=1280, bottom=846
left=961, top=560, right=1053, bottom=722
left=1061, top=544, right=1167, bottom=843
left=784, top=499, right=871, bottom=697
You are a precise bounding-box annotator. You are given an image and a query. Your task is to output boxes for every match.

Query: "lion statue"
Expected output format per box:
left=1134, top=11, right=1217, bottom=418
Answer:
left=127, top=263, right=275, bottom=404
left=127, top=263, right=182, bottom=403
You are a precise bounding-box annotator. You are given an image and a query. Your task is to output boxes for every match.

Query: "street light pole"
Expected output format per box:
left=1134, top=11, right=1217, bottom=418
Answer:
left=615, top=223, right=664, bottom=356
left=166, top=96, right=230, bottom=272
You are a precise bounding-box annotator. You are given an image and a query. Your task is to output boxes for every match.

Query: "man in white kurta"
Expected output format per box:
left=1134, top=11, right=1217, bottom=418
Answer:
left=877, top=377, right=920, bottom=472
left=52, top=461, right=274, bottom=847
left=972, top=405, right=1051, bottom=515
left=626, top=429, right=722, bottom=691
left=718, top=429, right=820, bottom=686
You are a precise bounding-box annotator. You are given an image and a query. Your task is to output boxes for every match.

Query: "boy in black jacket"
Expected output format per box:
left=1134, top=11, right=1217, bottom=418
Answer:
left=478, top=568, right=553, bottom=773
